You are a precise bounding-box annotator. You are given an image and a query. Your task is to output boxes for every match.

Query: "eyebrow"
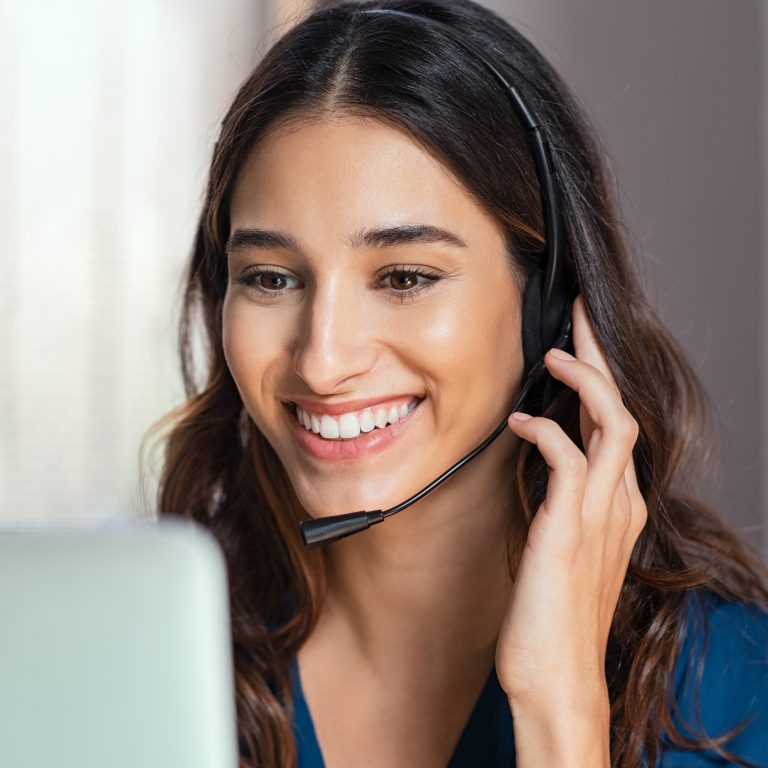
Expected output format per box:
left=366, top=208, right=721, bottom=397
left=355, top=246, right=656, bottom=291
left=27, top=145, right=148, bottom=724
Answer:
left=225, top=223, right=468, bottom=254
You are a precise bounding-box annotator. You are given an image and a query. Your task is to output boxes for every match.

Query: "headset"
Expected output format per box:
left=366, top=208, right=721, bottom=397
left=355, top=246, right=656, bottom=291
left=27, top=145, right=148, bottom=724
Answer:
left=216, top=7, right=580, bottom=547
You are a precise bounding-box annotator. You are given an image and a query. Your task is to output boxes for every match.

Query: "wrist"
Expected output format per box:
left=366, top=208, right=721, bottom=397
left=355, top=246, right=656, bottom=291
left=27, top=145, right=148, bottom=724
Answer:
left=509, top=690, right=611, bottom=768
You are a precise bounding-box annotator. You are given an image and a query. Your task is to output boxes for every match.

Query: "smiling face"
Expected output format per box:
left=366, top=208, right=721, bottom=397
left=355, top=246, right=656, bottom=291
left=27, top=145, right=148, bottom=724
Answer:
left=223, top=114, right=525, bottom=518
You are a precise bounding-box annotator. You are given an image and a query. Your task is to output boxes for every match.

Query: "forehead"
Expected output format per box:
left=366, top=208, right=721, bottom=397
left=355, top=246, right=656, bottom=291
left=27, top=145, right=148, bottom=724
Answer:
left=228, top=115, right=505, bottom=251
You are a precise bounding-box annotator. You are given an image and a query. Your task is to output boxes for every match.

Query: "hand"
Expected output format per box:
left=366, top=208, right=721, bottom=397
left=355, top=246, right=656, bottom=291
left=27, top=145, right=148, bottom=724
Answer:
left=496, top=295, right=647, bottom=714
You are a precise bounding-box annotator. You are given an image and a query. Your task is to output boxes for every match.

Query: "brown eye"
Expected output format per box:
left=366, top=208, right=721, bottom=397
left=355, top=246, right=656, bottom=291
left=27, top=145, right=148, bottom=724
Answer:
left=260, top=273, right=289, bottom=290
left=376, top=266, right=443, bottom=303
left=390, top=271, right=418, bottom=290
left=232, top=269, right=300, bottom=295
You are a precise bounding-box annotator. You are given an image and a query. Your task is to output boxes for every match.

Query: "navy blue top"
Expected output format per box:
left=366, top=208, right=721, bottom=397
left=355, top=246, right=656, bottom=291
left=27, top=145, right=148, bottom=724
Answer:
left=289, top=591, right=768, bottom=767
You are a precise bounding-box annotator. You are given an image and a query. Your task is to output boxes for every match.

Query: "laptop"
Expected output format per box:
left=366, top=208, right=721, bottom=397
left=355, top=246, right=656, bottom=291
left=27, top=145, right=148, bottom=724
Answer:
left=0, top=517, right=239, bottom=768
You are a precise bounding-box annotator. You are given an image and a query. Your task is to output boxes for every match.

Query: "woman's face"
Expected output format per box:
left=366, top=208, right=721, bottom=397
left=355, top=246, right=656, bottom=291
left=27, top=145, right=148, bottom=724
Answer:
left=224, top=115, right=524, bottom=517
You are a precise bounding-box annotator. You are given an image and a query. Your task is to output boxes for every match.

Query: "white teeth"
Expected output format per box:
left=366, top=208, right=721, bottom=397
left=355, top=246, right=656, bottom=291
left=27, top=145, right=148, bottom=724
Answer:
left=359, top=410, right=375, bottom=433
left=319, top=414, right=340, bottom=439
left=294, top=399, right=420, bottom=440
left=338, top=412, right=361, bottom=439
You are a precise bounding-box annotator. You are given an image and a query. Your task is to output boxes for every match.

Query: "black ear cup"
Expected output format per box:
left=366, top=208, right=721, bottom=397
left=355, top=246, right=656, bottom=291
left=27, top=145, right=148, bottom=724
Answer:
left=522, top=269, right=544, bottom=373
left=522, top=268, right=579, bottom=415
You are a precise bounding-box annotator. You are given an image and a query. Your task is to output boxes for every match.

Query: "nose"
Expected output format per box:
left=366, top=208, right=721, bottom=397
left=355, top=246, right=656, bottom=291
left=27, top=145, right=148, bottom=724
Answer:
left=291, top=279, right=377, bottom=394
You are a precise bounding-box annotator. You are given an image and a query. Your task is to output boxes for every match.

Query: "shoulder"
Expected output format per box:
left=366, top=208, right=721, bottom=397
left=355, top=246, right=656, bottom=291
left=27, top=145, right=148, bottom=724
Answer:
left=673, top=589, right=768, bottom=702
left=660, top=589, right=768, bottom=766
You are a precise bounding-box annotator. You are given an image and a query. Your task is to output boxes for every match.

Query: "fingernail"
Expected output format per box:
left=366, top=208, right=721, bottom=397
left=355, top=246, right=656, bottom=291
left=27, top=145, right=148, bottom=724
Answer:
left=548, top=347, right=575, bottom=361
left=510, top=412, right=533, bottom=422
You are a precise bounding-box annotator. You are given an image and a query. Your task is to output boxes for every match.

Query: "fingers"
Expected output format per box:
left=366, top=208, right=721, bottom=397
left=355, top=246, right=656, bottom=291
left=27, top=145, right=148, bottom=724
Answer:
left=507, top=412, right=587, bottom=545
left=510, top=294, right=647, bottom=546
left=571, top=296, right=642, bottom=489
left=574, top=299, right=646, bottom=540
left=571, top=296, right=620, bottom=398
left=508, top=412, right=632, bottom=522
left=543, top=346, right=638, bottom=500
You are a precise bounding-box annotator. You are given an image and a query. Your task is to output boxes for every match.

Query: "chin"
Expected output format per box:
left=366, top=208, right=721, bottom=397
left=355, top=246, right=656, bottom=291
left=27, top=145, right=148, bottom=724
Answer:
left=290, top=475, right=408, bottom=520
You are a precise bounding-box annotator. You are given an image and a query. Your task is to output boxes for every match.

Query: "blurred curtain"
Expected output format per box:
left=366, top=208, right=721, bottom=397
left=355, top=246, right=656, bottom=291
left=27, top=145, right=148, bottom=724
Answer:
left=0, top=0, right=268, bottom=523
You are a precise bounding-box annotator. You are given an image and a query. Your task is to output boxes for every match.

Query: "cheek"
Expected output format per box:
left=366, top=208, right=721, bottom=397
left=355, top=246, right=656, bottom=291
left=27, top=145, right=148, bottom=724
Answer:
left=221, top=302, right=281, bottom=410
left=412, top=289, right=522, bottom=386
left=222, top=305, right=249, bottom=390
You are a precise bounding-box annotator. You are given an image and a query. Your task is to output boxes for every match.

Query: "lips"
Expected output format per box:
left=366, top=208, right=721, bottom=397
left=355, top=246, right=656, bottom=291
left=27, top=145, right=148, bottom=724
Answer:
left=285, top=397, right=423, bottom=462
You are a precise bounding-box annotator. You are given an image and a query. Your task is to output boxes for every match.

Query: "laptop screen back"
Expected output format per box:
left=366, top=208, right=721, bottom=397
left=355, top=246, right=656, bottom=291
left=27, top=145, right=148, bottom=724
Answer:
left=0, top=518, right=238, bottom=768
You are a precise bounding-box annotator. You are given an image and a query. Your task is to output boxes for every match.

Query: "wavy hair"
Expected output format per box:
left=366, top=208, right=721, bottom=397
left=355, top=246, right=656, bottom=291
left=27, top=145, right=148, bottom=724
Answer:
left=146, top=1, right=768, bottom=765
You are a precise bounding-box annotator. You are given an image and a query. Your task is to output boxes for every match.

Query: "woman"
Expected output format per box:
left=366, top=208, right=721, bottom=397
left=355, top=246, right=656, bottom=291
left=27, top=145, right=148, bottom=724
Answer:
left=151, top=0, right=768, bottom=765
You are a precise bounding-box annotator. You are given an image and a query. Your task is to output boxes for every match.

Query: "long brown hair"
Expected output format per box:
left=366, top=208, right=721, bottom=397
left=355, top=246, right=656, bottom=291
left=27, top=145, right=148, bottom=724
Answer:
left=146, top=1, right=768, bottom=765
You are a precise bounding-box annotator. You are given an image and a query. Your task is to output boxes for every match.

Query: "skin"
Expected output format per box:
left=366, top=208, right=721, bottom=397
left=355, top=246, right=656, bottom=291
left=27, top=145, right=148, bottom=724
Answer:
left=223, top=114, right=646, bottom=767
